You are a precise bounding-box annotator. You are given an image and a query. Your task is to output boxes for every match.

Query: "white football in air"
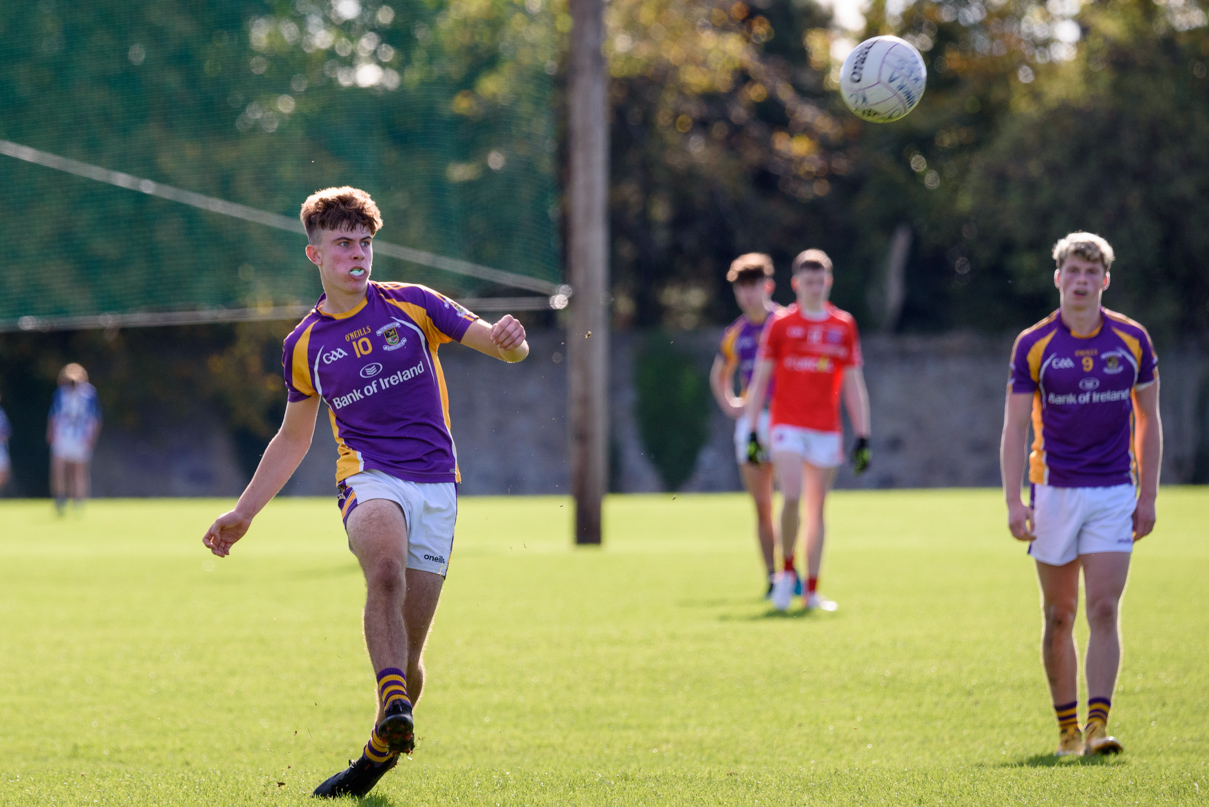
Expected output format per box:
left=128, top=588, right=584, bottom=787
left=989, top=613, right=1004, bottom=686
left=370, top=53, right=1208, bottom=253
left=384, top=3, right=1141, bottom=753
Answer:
left=839, top=35, right=927, bottom=123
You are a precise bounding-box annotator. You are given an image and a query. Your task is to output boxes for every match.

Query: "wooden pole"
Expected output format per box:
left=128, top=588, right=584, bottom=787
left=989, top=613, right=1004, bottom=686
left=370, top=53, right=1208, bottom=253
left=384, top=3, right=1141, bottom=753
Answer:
left=568, top=0, right=608, bottom=545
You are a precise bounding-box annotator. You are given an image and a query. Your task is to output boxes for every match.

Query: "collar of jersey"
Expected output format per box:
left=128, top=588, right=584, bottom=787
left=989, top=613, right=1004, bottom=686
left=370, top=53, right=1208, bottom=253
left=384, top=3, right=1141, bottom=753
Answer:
left=1059, top=306, right=1105, bottom=339
left=315, top=289, right=370, bottom=320
left=795, top=304, right=832, bottom=322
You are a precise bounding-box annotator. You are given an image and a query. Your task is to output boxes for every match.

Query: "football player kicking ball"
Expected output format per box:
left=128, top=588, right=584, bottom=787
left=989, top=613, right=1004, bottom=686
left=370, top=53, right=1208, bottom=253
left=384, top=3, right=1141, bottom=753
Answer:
left=202, top=187, right=529, bottom=798
left=1000, top=232, right=1160, bottom=758
left=709, top=253, right=782, bottom=597
left=743, top=249, right=871, bottom=612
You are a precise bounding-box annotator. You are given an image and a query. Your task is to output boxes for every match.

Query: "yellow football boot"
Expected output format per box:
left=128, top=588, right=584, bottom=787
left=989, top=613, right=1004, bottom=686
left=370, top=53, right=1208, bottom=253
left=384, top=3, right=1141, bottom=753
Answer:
left=1055, top=726, right=1085, bottom=757
left=1083, top=720, right=1123, bottom=756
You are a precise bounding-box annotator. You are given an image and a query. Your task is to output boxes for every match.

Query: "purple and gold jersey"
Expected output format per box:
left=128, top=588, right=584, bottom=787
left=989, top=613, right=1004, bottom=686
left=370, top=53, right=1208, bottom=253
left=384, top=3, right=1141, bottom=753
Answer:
left=282, top=281, right=477, bottom=484
left=1008, top=308, right=1157, bottom=488
left=718, top=309, right=779, bottom=403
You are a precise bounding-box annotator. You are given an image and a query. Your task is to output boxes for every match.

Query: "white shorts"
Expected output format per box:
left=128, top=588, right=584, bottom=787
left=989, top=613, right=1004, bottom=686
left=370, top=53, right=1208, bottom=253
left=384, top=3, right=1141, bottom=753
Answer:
left=734, top=410, right=771, bottom=465
left=769, top=424, right=844, bottom=469
left=51, top=439, right=91, bottom=463
left=337, top=470, right=458, bottom=577
left=1029, top=483, right=1136, bottom=566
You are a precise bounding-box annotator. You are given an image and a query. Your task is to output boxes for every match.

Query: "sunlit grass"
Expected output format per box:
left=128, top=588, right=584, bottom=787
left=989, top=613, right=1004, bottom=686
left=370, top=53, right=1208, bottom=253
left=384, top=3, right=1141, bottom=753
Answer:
left=0, top=489, right=1205, bottom=804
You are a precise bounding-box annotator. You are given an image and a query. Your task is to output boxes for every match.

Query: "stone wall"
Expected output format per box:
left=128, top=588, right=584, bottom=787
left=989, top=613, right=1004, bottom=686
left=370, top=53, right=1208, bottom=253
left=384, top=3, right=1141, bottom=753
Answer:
left=76, top=329, right=1209, bottom=498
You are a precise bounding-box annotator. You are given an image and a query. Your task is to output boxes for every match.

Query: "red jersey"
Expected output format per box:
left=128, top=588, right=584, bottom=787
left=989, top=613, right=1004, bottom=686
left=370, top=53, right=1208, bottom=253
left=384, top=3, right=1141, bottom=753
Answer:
left=757, top=303, right=862, bottom=432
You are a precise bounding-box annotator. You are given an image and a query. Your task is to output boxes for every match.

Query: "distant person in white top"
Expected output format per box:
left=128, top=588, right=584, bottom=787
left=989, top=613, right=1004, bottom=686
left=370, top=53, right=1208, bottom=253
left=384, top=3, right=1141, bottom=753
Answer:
left=0, top=394, right=11, bottom=493
left=47, top=363, right=102, bottom=513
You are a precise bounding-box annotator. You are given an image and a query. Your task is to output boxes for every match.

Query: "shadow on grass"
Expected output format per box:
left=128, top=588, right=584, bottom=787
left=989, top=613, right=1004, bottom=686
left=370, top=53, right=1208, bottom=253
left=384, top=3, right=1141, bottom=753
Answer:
left=718, top=608, right=843, bottom=622
left=994, top=752, right=1127, bottom=768
left=678, top=596, right=755, bottom=608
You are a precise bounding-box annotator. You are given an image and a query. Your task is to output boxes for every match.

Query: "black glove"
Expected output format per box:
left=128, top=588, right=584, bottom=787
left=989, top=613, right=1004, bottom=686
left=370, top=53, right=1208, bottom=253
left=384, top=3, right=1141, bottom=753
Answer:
left=851, top=436, right=871, bottom=475
left=746, top=431, right=767, bottom=465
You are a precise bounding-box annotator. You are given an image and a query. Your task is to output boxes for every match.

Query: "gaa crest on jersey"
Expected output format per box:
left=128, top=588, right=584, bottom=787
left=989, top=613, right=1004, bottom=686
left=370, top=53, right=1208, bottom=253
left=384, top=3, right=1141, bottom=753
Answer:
left=377, top=322, right=408, bottom=352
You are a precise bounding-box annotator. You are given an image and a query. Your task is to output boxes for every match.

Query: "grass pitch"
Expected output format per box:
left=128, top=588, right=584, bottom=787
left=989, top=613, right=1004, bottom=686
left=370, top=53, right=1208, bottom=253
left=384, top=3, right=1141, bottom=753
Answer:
left=0, top=489, right=1206, bottom=805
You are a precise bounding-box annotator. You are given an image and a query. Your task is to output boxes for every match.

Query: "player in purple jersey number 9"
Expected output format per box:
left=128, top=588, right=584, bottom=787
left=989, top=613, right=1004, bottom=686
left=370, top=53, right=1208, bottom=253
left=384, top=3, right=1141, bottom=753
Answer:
left=1000, top=232, right=1161, bottom=759
left=202, top=187, right=529, bottom=798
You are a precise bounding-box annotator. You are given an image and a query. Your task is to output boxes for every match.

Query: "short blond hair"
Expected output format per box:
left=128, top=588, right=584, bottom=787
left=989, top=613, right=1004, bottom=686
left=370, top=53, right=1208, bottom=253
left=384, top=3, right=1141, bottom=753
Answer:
left=58, top=363, right=88, bottom=386
left=791, top=248, right=832, bottom=274
left=1052, top=232, right=1114, bottom=271
left=726, top=253, right=774, bottom=283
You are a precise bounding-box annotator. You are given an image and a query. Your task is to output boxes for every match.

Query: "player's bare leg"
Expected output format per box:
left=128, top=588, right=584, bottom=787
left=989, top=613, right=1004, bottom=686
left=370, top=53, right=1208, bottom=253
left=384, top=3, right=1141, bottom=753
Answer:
left=802, top=463, right=838, bottom=609
left=50, top=455, right=68, bottom=513
left=346, top=499, right=419, bottom=756
left=69, top=460, right=90, bottom=505
left=1036, top=558, right=1082, bottom=754
left=1080, top=552, right=1130, bottom=755
left=739, top=462, right=777, bottom=586
left=773, top=452, right=803, bottom=563
left=1036, top=559, right=1080, bottom=703
left=769, top=452, right=803, bottom=609
left=384, top=568, right=443, bottom=722
left=349, top=499, right=412, bottom=675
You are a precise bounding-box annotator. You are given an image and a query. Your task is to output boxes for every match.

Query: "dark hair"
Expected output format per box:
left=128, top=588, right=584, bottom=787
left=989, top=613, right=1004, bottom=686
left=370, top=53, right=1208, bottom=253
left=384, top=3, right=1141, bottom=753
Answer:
left=790, top=248, right=833, bottom=273
left=300, top=187, right=383, bottom=243
left=726, top=253, right=775, bottom=283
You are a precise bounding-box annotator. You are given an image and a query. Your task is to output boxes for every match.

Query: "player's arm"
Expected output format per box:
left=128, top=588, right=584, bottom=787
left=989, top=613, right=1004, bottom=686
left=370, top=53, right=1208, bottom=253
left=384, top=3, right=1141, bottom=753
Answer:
left=709, top=355, right=745, bottom=419
left=743, top=359, right=772, bottom=435
left=460, top=316, right=529, bottom=363
left=87, top=403, right=102, bottom=450
left=841, top=367, right=872, bottom=473
left=1000, top=391, right=1035, bottom=541
left=1131, top=378, right=1162, bottom=541
left=203, top=395, right=321, bottom=557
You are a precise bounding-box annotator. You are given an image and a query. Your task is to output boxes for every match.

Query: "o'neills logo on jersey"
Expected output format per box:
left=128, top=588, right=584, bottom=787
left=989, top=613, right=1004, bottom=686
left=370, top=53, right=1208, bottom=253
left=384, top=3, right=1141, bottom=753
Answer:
left=783, top=355, right=833, bottom=373
left=330, top=362, right=426, bottom=410
left=345, top=325, right=371, bottom=342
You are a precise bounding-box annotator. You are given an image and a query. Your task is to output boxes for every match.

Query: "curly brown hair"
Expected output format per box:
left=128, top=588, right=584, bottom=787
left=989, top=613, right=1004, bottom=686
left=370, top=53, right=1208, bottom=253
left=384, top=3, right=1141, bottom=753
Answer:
left=300, top=187, right=383, bottom=244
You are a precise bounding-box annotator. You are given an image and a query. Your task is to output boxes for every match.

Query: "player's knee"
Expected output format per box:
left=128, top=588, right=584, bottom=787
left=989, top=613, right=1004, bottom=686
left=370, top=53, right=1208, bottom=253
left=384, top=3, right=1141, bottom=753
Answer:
left=1043, top=603, right=1077, bottom=634
left=367, top=555, right=406, bottom=593
left=1085, top=595, right=1120, bottom=628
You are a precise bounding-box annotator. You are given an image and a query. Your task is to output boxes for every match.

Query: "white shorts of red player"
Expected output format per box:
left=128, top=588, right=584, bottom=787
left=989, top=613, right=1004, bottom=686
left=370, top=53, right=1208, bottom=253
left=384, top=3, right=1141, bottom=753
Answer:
left=769, top=424, right=843, bottom=469
left=1029, top=483, right=1136, bottom=566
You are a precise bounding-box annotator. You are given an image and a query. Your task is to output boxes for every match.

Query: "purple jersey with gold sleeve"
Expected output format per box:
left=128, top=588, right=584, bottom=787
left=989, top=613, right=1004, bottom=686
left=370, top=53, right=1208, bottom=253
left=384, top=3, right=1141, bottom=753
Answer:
left=718, top=310, right=779, bottom=403
left=1008, top=308, right=1157, bottom=488
left=281, top=281, right=477, bottom=484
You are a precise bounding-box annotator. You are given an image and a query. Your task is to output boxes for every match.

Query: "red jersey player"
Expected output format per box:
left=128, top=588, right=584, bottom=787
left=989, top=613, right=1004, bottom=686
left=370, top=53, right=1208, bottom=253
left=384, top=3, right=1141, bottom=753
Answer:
left=743, top=249, right=872, bottom=612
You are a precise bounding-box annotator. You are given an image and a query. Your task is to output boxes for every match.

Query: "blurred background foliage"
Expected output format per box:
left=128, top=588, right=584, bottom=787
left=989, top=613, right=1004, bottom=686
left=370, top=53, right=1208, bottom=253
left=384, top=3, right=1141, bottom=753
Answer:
left=604, top=0, right=1209, bottom=339
left=2, top=0, right=1207, bottom=494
